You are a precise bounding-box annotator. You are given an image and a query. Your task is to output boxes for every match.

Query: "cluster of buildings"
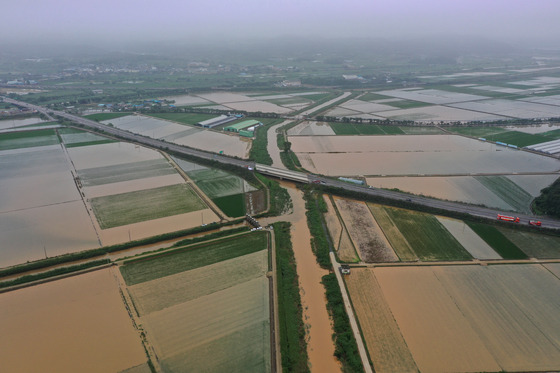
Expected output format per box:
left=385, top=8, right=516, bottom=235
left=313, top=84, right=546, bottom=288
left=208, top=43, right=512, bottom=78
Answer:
left=197, top=115, right=262, bottom=137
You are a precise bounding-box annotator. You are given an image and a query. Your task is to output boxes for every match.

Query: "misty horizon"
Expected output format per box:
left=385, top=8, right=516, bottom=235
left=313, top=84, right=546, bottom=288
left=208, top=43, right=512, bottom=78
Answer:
left=2, top=0, right=559, bottom=49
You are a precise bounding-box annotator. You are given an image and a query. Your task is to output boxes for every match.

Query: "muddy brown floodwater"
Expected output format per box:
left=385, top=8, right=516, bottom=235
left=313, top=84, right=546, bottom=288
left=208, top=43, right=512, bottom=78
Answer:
left=272, top=182, right=341, bottom=372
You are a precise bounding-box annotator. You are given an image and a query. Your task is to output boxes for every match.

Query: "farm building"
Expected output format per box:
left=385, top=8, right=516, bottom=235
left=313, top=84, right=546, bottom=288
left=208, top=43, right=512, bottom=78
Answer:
left=197, top=115, right=237, bottom=128
left=224, top=120, right=262, bottom=133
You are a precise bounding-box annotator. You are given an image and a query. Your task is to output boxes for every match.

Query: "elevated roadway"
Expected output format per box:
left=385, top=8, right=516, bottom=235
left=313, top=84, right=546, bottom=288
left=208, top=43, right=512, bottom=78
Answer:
left=3, top=96, right=560, bottom=230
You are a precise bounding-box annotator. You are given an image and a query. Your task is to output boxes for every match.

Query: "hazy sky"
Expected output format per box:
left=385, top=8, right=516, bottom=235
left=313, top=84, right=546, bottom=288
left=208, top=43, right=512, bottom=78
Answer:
left=2, top=0, right=558, bottom=46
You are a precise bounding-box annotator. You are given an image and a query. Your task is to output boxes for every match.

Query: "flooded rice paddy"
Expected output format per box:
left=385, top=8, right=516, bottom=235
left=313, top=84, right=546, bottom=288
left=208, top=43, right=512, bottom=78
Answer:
left=291, top=135, right=560, bottom=176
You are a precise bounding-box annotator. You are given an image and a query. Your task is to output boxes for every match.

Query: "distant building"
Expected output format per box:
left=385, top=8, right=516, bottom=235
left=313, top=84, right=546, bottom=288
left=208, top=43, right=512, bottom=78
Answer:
left=197, top=115, right=237, bottom=128
left=224, top=119, right=262, bottom=133
left=339, top=265, right=351, bottom=275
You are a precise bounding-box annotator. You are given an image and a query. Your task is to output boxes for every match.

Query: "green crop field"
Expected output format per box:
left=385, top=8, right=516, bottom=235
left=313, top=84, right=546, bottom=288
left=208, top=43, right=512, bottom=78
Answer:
left=385, top=100, right=433, bottom=109
left=91, top=183, right=206, bottom=229
left=84, top=112, right=132, bottom=121
left=446, top=126, right=508, bottom=138
left=0, top=128, right=59, bottom=150
left=213, top=193, right=246, bottom=217
left=466, top=222, right=528, bottom=259
left=496, top=228, right=560, bottom=259
left=78, top=159, right=176, bottom=186
left=492, top=131, right=551, bottom=147
left=383, top=207, right=472, bottom=261
left=120, top=231, right=268, bottom=285
left=147, top=112, right=216, bottom=125
left=188, top=168, right=250, bottom=198
left=399, top=126, right=445, bottom=135
left=359, top=92, right=393, bottom=101
left=368, top=204, right=417, bottom=261
left=330, top=122, right=405, bottom=135
left=475, top=176, right=534, bottom=213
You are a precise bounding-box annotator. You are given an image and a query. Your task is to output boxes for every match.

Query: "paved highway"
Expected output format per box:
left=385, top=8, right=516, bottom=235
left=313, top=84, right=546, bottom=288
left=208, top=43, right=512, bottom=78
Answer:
left=4, top=96, right=560, bottom=230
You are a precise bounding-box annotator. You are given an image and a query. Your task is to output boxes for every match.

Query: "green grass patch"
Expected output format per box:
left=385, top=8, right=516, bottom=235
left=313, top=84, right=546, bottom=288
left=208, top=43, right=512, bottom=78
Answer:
left=533, top=177, right=560, bottom=218
left=147, top=112, right=216, bottom=125
left=274, top=222, right=310, bottom=373
left=446, top=126, right=508, bottom=138
left=384, top=207, right=472, bottom=261
left=213, top=193, right=246, bottom=217
left=492, top=131, right=551, bottom=147
left=359, top=92, right=393, bottom=101
left=322, top=273, right=364, bottom=373
left=0, top=128, right=59, bottom=150
left=84, top=112, right=132, bottom=121
left=385, top=100, right=433, bottom=109
left=466, top=222, right=528, bottom=259
left=91, top=183, right=206, bottom=229
left=329, top=122, right=405, bottom=135
left=497, top=228, right=560, bottom=259
left=0, top=260, right=110, bottom=289
left=255, top=174, right=292, bottom=216
left=368, top=204, right=417, bottom=261
left=120, top=231, right=267, bottom=285
left=475, top=176, right=533, bottom=213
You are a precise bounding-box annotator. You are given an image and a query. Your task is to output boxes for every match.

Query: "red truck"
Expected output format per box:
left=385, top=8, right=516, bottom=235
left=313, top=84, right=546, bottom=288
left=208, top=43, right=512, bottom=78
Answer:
left=529, top=220, right=542, bottom=226
left=497, top=214, right=520, bottom=223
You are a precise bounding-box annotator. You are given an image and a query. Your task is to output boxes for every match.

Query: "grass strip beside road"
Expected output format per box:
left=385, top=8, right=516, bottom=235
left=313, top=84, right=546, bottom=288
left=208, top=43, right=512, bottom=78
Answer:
left=274, top=222, right=310, bottom=373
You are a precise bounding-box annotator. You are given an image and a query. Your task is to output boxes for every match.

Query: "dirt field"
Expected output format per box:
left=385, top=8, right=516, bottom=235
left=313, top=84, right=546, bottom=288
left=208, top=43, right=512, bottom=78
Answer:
left=372, top=264, right=560, bottom=372
left=322, top=196, right=358, bottom=262
left=334, top=198, right=398, bottom=262
left=345, top=269, right=417, bottom=373
left=374, top=266, right=502, bottom=372
left=0, top=268, right=146, bottom=373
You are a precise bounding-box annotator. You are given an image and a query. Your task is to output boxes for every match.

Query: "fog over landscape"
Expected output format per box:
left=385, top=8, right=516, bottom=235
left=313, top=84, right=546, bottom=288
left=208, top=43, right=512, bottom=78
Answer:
left=2, top=0, right=559, bottom=48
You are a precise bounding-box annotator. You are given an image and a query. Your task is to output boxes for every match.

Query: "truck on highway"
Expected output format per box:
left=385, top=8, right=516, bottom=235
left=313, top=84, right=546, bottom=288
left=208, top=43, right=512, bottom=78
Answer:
left=497, top=214, right=520, bottom=223
left=529, top=220, right=542, bottom=226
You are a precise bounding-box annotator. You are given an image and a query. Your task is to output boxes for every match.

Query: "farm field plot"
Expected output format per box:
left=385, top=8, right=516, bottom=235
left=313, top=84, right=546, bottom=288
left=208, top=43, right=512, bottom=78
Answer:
left=375, top=88, right=490, bottom=104
left=128, top=250, right=268, bottom=315
left=196, top=91, right=292, bottom=114
left=159, top=94, right=212, bottom=106
left=339, top=99, right=396, bottom=113
left=322, top=195, right=359, bottom=262
left=436, top=217, right=501, bottom=259
left=496, top=228, right=560, bottom=259
left=381, top=206, right=471, bottom=261
left=366, top=176, right=513, bottom=210
left=475, top=176, right=533, bottom=213
left=375, top=104, right=507, bottom=122
left=143, top=278, right=270, bottom=373
left=545, top=263, right=560, bottom=278
left=0, top=117, right=48, bottom=129
left=101, top=115, right=191, bottom=139
left=290, top=135, right=560, bottom=176
left=85, top=174, right=185, bottom=198
left=287, top=121, right=336, bottom=136
left=173, top=129, right=251, bottom=158
left=0, top=146, right=99, bottom=267
left=372, top=264, right=560, bottom=372
left=147, top=112, right=216, bottom=125
left=77, top=158, right=177, bottom=186
left=121, top=232, right=270, bottom=373
left=0, top=128, right=59, bottom=150
left=368, top=204, right=417, bottom=261
left=374, top=266, right=501, bottom=373
left=91, top=183, right=206, bottom=229
left=120, top=232, right=267, bottom=285
left=0, top=268, right=146, bottom=373
left=504, top=123, right=560, bottom=134
left=466, top=222, right=528, bottom=260
left=450, top=99, right=560, bottom=119
left=186, top=166, right=257, bottom=198
left=329, top=122, right=405, bottom=135
left=58, top=127, right=115, bottom=147
left=398, top=125, right=445, bottom=134
left=68, top=142, right=164, bottom=170
left=506, top=174, right=558, bottom=196
left=334, top=198, right=398, bottom=262
left=345, top=269, right=418, bottom=373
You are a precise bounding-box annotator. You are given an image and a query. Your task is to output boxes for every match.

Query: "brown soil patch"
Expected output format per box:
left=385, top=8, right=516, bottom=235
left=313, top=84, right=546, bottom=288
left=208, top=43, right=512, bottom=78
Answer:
left=0, top=268, right=146, bottom=373
left=246, top=189, right=266, bottom=215
left=335, top=198, right=398, bottom=262
left=345, top=269, right=417, bottom=373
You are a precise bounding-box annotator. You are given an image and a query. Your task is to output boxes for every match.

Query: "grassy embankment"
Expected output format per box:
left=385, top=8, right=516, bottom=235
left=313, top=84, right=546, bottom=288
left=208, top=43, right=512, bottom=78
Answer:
left=322, top=273, right=365, bottom=373
left=274, top=222, right=309, bottom=373
left=533, top=177, right=560, bottom=218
